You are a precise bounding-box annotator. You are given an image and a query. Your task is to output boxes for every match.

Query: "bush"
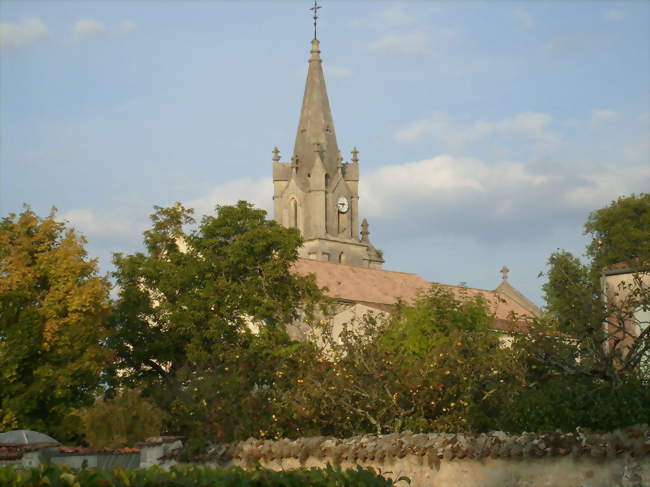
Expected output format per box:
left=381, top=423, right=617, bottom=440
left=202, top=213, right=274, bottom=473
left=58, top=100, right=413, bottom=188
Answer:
left=82, top=389, right=168, bottom=447
left=0, top=463, right=402, bottom=487
left=495, top=375, right=650, bottom=432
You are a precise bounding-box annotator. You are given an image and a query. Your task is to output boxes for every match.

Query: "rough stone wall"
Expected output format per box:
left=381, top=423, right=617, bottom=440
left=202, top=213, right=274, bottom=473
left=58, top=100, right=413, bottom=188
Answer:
left=202, top=428, right=650, bottom=487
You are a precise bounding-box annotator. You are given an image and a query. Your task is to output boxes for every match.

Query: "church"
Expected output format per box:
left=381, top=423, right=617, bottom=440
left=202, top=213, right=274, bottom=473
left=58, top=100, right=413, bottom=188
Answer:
left=270, top=30, right=542, bottom=329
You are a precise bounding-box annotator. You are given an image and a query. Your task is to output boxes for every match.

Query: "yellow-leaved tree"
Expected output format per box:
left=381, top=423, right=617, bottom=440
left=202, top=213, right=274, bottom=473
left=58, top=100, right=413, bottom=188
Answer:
left=0, top=207, right=111, bottom=442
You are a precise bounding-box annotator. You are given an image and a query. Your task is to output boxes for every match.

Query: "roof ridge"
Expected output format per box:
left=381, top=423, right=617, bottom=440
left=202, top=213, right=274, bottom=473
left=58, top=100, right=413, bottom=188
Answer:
left=295, top=258, right=425, bottom=278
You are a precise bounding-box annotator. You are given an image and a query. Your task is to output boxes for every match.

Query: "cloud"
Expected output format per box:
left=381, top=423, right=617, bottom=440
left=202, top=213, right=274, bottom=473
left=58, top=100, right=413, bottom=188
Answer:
left=0, top=18, right=48, bottom=48
left=186, top=177, right=273, bottom=219
left=73, top=19, right=106, bottom=39
left=369, top=32, right=434, bottom=55
left=359, top=155, right=650, bottom=242
left=396, top=112, right=560, bottom=147
left=604, top=9, right=625, bottom=21
left=62, top=208, right=133, bottom=238
left=564, top=165, right=650, bottom=209
left=324, top=64, right=351, bottom=79
left=201, top=154, right=648, bottom=246
left=590, top=109, right=618, bottom=126
left=118, top=19, right=137, bottom=33
left=352, top=5, right=417, bottom=30
left=513, top=9, right=534, bottom=31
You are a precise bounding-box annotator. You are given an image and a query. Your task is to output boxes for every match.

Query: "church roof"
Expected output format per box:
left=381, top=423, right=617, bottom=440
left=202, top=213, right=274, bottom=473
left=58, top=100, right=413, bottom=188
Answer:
left=292, top=39, right=340, bottom=178
left=292, top=258, right=541, bottom=331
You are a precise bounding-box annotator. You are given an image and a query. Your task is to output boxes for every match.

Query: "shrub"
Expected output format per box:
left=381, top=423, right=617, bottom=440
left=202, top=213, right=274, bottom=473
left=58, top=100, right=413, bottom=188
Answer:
left=0, top=463, right=401, bottom=487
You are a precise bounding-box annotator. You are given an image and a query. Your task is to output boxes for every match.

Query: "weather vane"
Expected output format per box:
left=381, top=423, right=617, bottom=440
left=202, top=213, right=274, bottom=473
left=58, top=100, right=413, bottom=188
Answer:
left=310, top=0, right=321, bottom=40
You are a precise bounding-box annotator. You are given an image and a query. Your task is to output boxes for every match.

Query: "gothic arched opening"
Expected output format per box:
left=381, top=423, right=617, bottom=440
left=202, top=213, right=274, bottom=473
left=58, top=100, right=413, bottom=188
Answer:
left=290, top=198, right=298, bottom=228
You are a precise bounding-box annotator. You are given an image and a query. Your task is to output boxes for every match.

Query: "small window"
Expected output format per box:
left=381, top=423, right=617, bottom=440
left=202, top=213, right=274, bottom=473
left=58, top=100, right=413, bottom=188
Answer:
left=290, top=198, right=298, bottom=228
left=339, top=252, right=346, bottom=264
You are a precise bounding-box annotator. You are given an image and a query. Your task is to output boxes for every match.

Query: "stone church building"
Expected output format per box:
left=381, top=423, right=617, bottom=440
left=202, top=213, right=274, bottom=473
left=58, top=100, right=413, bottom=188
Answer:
left=271, top=36, right=542, bottom=329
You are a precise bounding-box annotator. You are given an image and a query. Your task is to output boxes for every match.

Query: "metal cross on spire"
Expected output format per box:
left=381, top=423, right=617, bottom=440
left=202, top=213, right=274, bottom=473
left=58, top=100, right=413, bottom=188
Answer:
left=310, top=0, right=322, bottom=40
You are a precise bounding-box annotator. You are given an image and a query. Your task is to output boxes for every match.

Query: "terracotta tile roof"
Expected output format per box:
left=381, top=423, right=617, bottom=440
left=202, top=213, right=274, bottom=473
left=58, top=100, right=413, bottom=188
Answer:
left=137, top=436, right=184, bottom=447
left=603, top=259, right=650, bottom=275
left=0, top=451, right=24, bottom=460
left=292, top=258, right=538, bottom=325
left=57, top=446, right=140, bottom=455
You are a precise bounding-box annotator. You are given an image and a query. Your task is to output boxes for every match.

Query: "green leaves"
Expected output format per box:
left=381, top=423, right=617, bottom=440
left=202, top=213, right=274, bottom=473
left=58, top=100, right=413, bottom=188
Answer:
left=585, top=193, right=650, bottom=273
left=298, top=286, right=521, bottom=436
left=0, top=464, right=398, bottom=487
left=108, top=201, right=325, bottom=444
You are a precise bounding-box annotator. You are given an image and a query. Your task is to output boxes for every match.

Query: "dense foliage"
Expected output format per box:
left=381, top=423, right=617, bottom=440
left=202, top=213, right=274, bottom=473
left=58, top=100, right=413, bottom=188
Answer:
left=2, top=194, right=648, bottom=446
left=107, top=202, right=325, bottom=446
left=0, top=464, right=399, bottom=487
left=584, top=193, right=650, bottom=275
left=498, top=193, right=650, bottom=432
left=294, top=287, right=521, bottom=437
left=0, top=208, right=111, bottom=442
left=82, top=389, right=168, bottom=448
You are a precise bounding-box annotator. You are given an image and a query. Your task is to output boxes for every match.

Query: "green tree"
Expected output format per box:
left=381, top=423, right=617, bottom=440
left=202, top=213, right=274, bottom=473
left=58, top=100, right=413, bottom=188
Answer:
left=585, top=193, right=650, bottom=274
left=0, top=207, right=111, bottom=441
left=299, top=287, right=521, bottom=436
left=538, top=193, right=650, bottom=381
left=108, top=201, right=324, bottom=445
left=499, top=194, right=650, bottom=432
left=82, top=389, right=168, bottom=448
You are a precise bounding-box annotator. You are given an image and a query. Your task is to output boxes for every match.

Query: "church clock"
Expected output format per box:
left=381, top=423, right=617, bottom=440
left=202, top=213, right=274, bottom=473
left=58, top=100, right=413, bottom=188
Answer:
left=337, top=196, right=349, bottom=213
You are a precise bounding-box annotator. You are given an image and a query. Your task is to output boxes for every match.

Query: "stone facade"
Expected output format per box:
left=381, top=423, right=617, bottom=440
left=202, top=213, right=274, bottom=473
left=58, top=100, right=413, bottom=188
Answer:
left=272, top=39, right=383, bottom=269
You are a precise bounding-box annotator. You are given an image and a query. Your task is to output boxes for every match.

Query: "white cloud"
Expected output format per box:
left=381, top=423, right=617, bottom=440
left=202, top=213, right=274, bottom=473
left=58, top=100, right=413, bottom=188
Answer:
left=186, top=177, right=273, bottom=218
left=369, top=32, right=434, bottom=55
left=564, top=165, right=650, bottom=208
left=324, top=64, right=351, bottom=79
left=513, top=9, right=534, bottom=31
left=590, top=109, right=618, bottom=126
left=361, top=155, right=548, bottom=218
left=118, top=19, right=137, bottom=33
left=0, top=18, right=48, bottom=48
left=352, top=5, right=417, bottom=30
left=396, top=112, right=560, bottom=147
left=73, top=19, right=106, bottom=39
left=62, top=208, right=133, bottom=238
left=604, top=9, right=626, bottom=21
left=358, top=154, right=649, bottom=242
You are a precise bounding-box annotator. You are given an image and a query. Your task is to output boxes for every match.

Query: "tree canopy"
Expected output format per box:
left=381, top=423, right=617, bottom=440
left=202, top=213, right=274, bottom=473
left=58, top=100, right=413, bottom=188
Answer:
left=0, top=207, right=111, bottom=441
left=585, top=193, right=650, bottom=273
left=108, top=201, right=324, bottom=444
left=501, top=194, right=650, bottom=431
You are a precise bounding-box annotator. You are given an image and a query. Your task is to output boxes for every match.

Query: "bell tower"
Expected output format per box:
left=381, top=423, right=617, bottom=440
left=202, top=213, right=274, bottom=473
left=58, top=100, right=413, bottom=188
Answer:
left=271, top=37, right=384, bottom=269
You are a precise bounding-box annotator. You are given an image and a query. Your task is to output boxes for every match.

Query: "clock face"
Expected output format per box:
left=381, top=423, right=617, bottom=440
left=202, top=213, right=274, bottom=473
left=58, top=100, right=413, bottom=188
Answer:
left=337, top=196, right=349, bottom=213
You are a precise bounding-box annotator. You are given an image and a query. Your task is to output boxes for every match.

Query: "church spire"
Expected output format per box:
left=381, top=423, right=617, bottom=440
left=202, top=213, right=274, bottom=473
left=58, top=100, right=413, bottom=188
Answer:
left=292, top=38, right=340, bottom=180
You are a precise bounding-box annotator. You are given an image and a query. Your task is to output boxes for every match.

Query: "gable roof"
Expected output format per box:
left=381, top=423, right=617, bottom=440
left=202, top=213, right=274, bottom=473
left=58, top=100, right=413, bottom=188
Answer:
left=292, top=258, right=542, bottom=331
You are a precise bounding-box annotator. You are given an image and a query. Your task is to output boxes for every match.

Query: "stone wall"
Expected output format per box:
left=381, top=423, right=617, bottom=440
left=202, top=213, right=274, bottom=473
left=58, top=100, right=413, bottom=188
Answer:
left=202, top=428, right=650, bottom=487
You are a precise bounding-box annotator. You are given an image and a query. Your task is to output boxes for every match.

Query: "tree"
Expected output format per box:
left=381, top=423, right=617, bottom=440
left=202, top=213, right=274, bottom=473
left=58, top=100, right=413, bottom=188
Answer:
left=297, top=287, right=522, bottom=436
left=82, top=389, right=168, bottom=448
left=538, top=193, right=650, bottom=382
left=0, top=207, right=111, bottom=441
left=499, top=194, right=650, bottom=431
left=108, top=201, right=324, bottom=444
left=585, top=193, right=650, bottom=274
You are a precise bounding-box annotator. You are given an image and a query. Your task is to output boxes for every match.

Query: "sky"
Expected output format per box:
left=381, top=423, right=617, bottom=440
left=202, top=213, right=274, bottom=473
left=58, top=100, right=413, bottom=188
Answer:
left=2, top=0, right=649, bottom=306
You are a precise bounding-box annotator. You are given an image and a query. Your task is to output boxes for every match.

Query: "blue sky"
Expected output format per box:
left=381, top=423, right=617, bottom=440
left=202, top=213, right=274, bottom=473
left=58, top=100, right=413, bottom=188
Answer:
left=2, top=1, right=649, bottom=305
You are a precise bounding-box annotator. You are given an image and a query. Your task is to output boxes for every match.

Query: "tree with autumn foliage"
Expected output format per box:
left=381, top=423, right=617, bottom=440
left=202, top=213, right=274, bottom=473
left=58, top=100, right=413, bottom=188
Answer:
left=0, top=207, right=111, bottom=441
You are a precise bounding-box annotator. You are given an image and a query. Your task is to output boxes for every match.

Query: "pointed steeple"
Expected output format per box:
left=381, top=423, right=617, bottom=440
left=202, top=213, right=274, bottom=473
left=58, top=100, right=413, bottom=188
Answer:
left=292, top=39, right=340, bottom=180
